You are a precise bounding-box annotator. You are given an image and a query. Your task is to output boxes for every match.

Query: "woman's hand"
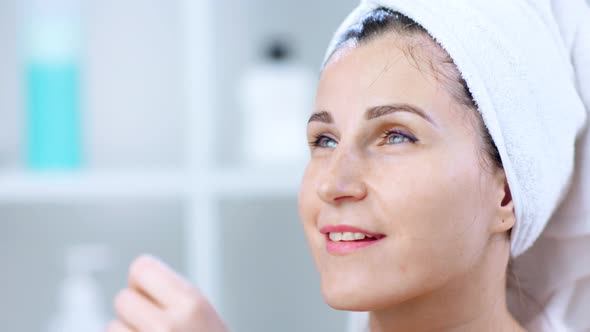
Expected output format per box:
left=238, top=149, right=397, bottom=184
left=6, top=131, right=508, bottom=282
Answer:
left=107, top=255, right=228, bottom=332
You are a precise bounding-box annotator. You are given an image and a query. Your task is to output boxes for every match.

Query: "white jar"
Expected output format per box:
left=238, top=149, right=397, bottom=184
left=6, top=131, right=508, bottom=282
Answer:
left=238, top=41, right=315, bottom=168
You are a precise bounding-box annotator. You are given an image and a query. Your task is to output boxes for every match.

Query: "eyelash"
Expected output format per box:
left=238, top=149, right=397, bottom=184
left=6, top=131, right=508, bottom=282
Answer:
left=381, top=129, right=418, bottom=144
left=308, top=135, right=335, bottom=148
left=308, top=129, right=418, bottom=148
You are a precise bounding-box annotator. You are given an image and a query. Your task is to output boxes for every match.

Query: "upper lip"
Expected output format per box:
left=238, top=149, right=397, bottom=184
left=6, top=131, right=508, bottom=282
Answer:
left=319, top=225, right=385, bottom=237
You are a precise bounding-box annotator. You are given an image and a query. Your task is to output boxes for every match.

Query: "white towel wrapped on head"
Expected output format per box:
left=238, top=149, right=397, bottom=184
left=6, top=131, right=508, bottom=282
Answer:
left=322, top=0, right=590, bottom=331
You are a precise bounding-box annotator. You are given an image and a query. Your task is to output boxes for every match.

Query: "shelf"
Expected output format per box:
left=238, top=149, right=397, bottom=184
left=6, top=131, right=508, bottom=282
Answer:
left=206, top=166, right=304, bottom=197
left=0, top=166, right=304, bottom=203
left=0, top=169, right=188, bottom=202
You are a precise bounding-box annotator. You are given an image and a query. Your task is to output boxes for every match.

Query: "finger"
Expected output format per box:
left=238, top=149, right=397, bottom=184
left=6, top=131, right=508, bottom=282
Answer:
left=128, top=254, right=200, bottom=308
left=106, top=320, right=135, bottom=332
left=114, top=288, right=168, bottom=332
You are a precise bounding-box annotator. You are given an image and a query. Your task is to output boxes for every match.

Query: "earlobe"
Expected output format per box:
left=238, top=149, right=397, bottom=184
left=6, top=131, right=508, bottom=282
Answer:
left=491, top=177, right=516, bottom=234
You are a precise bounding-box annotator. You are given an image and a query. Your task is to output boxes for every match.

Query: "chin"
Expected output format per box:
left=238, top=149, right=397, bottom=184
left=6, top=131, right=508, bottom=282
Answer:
left=319, top=274, right=398, bottom=312
left=318, top=266, right=430, bottom=313
left=322, top=288, right=375, bottom=311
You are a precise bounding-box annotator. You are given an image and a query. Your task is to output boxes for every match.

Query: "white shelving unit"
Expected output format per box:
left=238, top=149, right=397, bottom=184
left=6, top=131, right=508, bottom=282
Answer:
left=0, top=0, right=357, bottom=331
left=0, top=168, right=301, bottom=202
left=0, top=169, right=187, bottom=202
left=180, top=0, right=310, bottom=314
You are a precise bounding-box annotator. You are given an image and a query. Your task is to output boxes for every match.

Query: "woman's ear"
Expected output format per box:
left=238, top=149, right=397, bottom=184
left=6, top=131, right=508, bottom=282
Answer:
left=491, top=172, right=516, bottom=234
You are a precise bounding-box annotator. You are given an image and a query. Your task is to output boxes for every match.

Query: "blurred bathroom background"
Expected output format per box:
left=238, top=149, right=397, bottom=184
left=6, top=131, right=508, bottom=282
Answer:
left=0, top=0, right=358, bottom=331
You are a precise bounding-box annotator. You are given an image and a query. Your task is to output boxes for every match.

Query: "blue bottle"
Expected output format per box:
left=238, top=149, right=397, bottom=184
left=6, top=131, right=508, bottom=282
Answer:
left=25, top=0, right=82, bottom=170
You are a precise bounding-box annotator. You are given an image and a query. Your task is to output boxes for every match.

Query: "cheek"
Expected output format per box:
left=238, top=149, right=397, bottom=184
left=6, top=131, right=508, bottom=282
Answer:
left=298, top=164, right=317, bottom=226
left=298, top=164, right=322, bottom=251
left=370, top=152, right=491, bottom=278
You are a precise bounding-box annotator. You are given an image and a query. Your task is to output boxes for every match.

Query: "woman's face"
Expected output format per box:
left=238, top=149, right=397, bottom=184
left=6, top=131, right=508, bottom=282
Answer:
left=298, top=34, right=507, bottom=311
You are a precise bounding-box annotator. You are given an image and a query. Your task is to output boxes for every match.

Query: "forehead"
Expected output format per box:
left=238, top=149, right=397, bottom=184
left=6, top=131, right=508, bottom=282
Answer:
left=316, top=33, right=465, bottom=125
left=319, top=36, right=440, bottom=106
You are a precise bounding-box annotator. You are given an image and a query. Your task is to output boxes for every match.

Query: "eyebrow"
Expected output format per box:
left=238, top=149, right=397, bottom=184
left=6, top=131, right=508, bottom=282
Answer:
left=366, top=104, right=436, bottom=125
left=308, top=103, right=436, bottom=126
left=307, top=111, right=333, bottom=124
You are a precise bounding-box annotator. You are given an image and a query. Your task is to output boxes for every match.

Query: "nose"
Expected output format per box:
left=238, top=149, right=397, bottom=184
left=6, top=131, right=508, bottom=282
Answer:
left=316, top=149, right=367, bottom=204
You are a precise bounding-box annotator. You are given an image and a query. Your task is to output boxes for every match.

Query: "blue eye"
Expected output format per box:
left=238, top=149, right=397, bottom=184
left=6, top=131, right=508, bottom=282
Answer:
left=388, top=134, right=410, bottom=144
left=383, top=130, right=417, bottom=145
left=309, top=135, right=338, bottom=148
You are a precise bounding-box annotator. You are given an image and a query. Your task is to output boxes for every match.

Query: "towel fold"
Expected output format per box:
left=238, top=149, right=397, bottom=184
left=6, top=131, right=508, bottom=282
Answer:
left=510, top=2, right=590, bottom=330
left=323, top=0, right=590, bottom=330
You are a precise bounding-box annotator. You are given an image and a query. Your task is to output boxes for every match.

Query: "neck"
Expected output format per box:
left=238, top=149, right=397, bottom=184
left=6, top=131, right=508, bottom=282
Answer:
left=369, top=237, right=525, bottom=332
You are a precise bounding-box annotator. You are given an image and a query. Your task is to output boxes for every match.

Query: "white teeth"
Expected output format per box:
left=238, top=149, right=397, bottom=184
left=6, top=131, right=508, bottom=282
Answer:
left=329, top=232, right=369, bottom=242
left=342, top=232, right=354, bottom=241
left=329, top=232, right=342, bottom=241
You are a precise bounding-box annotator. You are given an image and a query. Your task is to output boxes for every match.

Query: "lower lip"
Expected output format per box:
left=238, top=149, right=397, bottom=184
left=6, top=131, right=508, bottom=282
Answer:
left=325, top=236, right=385, bottom=254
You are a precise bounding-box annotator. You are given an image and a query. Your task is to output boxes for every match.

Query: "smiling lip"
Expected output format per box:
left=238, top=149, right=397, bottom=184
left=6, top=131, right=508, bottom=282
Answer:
left=319, top=225, right=386, bottom=254
left=319, top=225, right=384, bottom=237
